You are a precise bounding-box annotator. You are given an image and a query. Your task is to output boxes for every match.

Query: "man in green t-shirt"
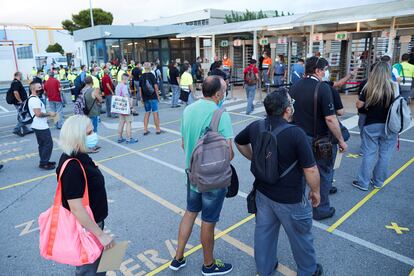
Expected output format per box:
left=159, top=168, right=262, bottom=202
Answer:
left=169, top=76, right=234, bottom=275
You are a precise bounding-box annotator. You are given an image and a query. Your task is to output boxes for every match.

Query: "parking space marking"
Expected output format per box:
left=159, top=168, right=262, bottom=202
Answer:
left=410, top=268, right=414, bottom=276
left=314, top=221, right=414, bottom=267
left=0, top=105, right=10, bottom=112
left=341, top=115, right=359, bottom=130
left=327, top=156, right=414, bottom=233
left=0, top=139, right=30, bottom=147
left=98, top=164, right=295, bottom=276
left=385, top=222, right=410, bottom=235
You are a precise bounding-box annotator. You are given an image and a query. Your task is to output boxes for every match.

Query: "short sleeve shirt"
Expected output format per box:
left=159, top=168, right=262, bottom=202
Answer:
left=139, top=73, right=158, bottom=101
left=101, top=74, right=113, bottom=96
left=289, top=77, right=335, bottom=137
left=358, top=89, right=393, bottom=126
left=235, top=118, right=315, bottom=204
left=28, top=96, right=49, bottom=130
left=44, top=77, right=61, bottom=102
left=169, top=67, right=180, bottom=85
left=181, top=99, right=233, bottom=169
left=115, top=83, right=131, bottom=98
left=11, top=79, right=28, bottom=103
left=180, top=72, right=193, bottom=89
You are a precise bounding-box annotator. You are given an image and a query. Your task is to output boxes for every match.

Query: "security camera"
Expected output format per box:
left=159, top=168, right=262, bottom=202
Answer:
left=104, top=31, right=112, bottom=37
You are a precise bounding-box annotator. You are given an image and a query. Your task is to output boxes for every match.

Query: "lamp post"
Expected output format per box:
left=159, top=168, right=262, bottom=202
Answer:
left=89, top=0, right=94, bottom=27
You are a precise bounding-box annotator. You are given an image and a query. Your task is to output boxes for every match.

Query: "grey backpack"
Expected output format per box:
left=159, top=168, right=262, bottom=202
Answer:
left=385, top=94, right=412, bottom=135
left=188, top=108, right=232, bottom=192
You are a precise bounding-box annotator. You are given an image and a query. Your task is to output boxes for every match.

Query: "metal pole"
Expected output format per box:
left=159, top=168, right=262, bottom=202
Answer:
left=211, top=34, right=215, bottom=63
left=287, top=39, right=292, bottom=86
left=195, top=36, right=200, bottom=59
left=387, top=17, right=396, bottom=58
left=308, top=25, right=314, bottom=56
left=89, top=0, right=94, bottom=27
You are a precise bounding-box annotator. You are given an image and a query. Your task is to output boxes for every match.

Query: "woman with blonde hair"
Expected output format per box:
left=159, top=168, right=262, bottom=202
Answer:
left=57, top=115, right=114, bottom=275
left=353, top=61, right=398, bottom=191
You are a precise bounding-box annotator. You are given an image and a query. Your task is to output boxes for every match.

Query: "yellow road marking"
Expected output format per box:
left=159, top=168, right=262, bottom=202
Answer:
left=327, top=156, right=414, bottom=233
left=346, top=153, right=360, bottom=158
left=409, top=268, right=414, bottom=276
left=0, top=173, right=55, bottom=191
left=385, top=222, right=409, bottom=235
left=98, top=164, right=294, bottom=276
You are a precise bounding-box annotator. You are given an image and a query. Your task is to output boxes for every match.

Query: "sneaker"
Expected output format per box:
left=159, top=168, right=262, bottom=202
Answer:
left=126, top=138, right=138, bottom=144
left=202, top=259, right=233, bottom=276
left=352, top=180, right=368, bottom=191
left=313, top=263, right=323, bottom=276
left=329, top=186, right=337, bottom=194
left=47, top=161, right=56, bottom=166
left=370, top=179, right=382, bottom=189
left=39, top=164, right=55, bottom=170
left=169, top=257, right=186, bottom=271
left=0, top=164, right=3, bottom=171
left=117, top=138, right=126, bottom=143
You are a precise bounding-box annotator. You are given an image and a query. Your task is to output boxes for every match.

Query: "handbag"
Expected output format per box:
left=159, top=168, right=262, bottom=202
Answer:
left=312, top=82, right=333, bottom=160
left=179, top=89, right=190, bottom=102
left=38, top=158, right=103, bottom=266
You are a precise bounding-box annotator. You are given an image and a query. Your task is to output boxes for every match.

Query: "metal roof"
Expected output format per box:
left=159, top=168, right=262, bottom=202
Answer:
left=177, top=0, right=414, bottom=37
left=73, top=25, right=195, bottom=42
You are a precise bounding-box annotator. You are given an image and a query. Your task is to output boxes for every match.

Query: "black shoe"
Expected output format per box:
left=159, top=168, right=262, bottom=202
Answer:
left=313, top=263, right=323, bottom=276
left=47, top=161, right=56, bottom=166
left=0, top=164, right=3, bottom=170
left=39, top=164, right=56, bottom=170
left=313, top=207, right=335, bottom=221
left=13, top=130, right=24, bottom=137
left=329, top=186, right=337, bottom=194
left=169, top=257, right=186, bottom=271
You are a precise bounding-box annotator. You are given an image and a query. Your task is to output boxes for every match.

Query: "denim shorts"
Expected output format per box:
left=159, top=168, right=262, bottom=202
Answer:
left=186, top=180, right=227, bottom=223
left=144, top=99, right=159, bottom=112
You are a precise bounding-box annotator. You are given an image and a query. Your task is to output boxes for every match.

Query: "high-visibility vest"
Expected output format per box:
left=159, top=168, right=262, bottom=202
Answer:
left=223, top=58, right=232, bottom=71
left=30, top=69, right=37, bottom=79
left=262, top=57, right=272, bottom=70
left=59, top=69, right=66, bottom=80
left=117, top=69, right=125, bottom=82
left=111, top=68, right=117, bottom=77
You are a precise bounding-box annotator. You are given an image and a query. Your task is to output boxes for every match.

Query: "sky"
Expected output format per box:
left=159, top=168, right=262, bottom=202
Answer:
left=2, top=0, right=393, bottom=27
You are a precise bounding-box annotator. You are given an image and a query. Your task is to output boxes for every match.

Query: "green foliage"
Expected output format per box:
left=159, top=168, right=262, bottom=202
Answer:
left=225, top=9, right=292, bottom=23
left=45, top=43, right=64, bottom=55
left=61, top=8, right=113, bottom=35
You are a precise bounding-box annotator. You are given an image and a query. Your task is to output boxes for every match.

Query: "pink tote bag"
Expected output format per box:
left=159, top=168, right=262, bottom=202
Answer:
left=38, top=158, right=103, bottom=266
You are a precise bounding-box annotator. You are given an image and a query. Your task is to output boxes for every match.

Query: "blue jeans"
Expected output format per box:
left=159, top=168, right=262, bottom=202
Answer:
left=357, top=123, right=397, bottom=188
left=307, top=136, right=333, bottom=215
left=255, top=191, right=316, bottom=276
left=171, top=85, right=180, bottom=107
left=14, top=104, right=29, bottom=133
left=158, top=80, right=166, bottom=99
left=358, top=114, right=367, bottom=151
left=245, top=85, right=256, bottom=114
left=273, top=75, right=284, bottom=87
left=186, top=181, right=227, bottom=223
left=90, top=116, right=98, bottom=133
left=48, top=101, right=64, bottom=128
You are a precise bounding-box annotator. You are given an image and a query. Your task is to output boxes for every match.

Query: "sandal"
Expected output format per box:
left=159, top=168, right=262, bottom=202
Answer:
left=143, top=131, right=150, bottom=136
left=156, top=130, right=166, bottom=135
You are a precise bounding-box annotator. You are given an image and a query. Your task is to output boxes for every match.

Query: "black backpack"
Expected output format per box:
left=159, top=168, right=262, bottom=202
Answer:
left=17, top=96, right=35, bottom=125
left=142, top=73, right=155, bottom=96
left=251, top=122, right=297, bottom=184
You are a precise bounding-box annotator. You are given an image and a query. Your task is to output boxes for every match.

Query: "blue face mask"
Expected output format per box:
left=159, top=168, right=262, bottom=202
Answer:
left=218, top=98, right=225, bottom=108
left=86, top=132, right=99, bottom=149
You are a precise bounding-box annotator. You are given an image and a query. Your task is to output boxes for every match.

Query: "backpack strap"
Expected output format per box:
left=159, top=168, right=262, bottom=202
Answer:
left=210, top=108, right=225, bottom=132
left=270, top=123, right=298, bottom=178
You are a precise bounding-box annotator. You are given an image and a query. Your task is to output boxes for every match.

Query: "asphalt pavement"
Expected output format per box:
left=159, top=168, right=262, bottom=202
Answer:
left=0, top=88, right=413, bottom=276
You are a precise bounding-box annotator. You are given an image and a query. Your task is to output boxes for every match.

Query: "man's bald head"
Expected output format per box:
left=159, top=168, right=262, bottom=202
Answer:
left=202, top=76, right=225, bottom=98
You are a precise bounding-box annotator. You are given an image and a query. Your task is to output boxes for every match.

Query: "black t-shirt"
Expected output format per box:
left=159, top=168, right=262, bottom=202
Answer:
left=169, top=67, right=180, bottom=85
left=139, top=72, right=158, bottom=101
left=57, top=153, right=108, bottom=223
left=131, top=67, right=142, bottom=81
left=10, top=79, right=28, bottom=104
left=290, top=77, right=335, bottom=137
left=235, top=118, right=316, bottom=204
left=324, top=81, right=343, bottom=111
left=358, top=90, right=393, bottom=126
left=210, top=68, right=228, bottom=80
left=32, top=76, right=44, bottom=96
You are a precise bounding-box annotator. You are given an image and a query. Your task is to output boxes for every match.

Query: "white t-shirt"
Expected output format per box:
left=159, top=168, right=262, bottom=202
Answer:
left=28, top=96, right=49, bottom=130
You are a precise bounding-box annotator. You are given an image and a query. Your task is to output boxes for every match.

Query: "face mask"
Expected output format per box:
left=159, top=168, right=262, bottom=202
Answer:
left=217, top=96, right=225, bottom=108
left=275, top=58, right=280, bottom=62
left=86, top=132, right=99, bottom=149
left=322, top=69, right=330, bottom=81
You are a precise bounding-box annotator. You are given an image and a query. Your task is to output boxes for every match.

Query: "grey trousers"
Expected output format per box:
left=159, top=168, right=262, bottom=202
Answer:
left=33, top=128, right=53, bottom=166
left=255, top=191, right=317, bottom=276
left=75, top=221, right=105, bottom=276
left=105, top=95, right=112, bottom=117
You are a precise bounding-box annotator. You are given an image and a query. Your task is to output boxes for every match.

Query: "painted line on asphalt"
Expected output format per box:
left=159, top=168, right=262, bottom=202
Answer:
left=97, top=164, right=295, bottom=276
left=0, top=105, right=9, bottom=112
left=409, top=268, right=414, bottom=276
left=400, top=121, right=414, bottom=134
left=327, top=156, right=414, bottom=233
left=313, top=221, right=414, bottom=267
left=341, top=115, right=359, bottom=130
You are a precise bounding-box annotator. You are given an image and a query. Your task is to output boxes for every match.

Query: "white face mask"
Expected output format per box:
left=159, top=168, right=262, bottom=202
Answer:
left=322, top=69, right=330, bottom=81
left=275, top=58, right=280, bottom=62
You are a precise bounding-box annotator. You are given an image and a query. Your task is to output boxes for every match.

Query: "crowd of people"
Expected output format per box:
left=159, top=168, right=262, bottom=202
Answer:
left=5, top=48, right=414, bottom=275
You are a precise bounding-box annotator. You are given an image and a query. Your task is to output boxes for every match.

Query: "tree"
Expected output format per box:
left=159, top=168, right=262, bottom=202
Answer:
left=62, top=8, right=113, bottom=35
left=225, top=10, right=290, bottom=23
left=45, top=43, right=64, bottom=55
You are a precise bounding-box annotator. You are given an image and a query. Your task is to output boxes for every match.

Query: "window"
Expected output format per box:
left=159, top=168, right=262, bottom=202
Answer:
left=17, top=45, right=33, bottom=59
left=105, top=39, right=121, bottom=64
